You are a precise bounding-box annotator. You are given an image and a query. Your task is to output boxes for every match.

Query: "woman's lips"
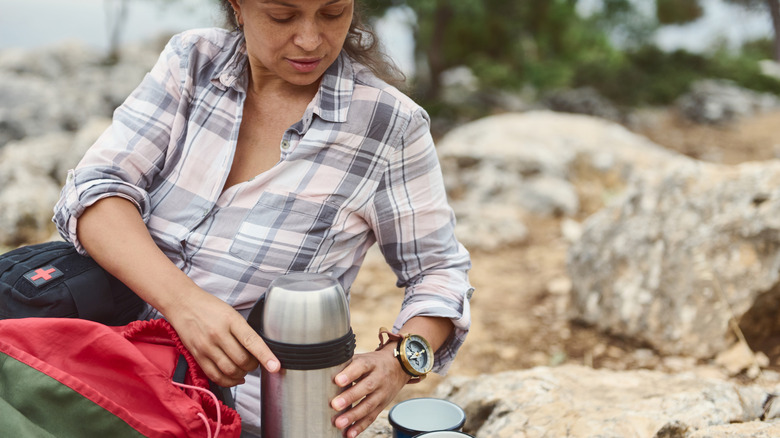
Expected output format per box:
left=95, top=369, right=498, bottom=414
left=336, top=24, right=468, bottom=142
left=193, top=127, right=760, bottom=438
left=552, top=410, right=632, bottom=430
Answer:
left=287, top=58, right=322, bottom=73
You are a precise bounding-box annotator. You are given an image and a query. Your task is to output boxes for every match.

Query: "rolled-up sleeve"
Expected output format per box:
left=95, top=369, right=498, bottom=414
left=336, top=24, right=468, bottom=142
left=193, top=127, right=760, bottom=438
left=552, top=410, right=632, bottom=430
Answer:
left=369, top=108, right=473, bottom=374
left=53, top=35, right=185, bottom=254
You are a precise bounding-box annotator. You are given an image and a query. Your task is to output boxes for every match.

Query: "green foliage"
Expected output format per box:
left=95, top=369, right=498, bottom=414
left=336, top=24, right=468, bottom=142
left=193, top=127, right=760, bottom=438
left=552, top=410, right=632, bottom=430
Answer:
left=707, top=40, right=780, bottom=94
left=373, top=0, right=624, bottom=94
left=361, top=0, right=779, bottom=111
left=573, top=38, right=780, bottom=107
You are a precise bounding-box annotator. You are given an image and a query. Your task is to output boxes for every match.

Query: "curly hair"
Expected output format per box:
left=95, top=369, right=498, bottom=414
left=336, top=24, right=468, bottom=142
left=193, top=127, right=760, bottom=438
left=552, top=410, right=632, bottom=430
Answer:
left=217, top=0, right=405, bottom=88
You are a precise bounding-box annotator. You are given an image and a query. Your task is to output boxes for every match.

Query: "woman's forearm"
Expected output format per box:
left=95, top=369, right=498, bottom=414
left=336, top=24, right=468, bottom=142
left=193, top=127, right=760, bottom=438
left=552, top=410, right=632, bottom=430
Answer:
left=397, top=315, right=454, bottom=353
left=75, top=196, right=199, bottom=317
left=76, top=195, right=278, bottom=386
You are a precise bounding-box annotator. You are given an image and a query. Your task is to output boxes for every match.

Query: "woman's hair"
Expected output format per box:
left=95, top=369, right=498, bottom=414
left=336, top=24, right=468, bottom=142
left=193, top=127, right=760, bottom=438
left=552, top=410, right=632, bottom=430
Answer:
left=218, top=0, right=406, bottom=88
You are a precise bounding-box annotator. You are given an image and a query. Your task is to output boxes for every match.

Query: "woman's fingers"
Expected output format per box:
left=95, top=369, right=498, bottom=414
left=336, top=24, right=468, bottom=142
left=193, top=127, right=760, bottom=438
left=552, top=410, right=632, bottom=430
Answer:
left=336, top=393, right=384, bottom=438
left=331, top=351, right=409, bottom=437
left=168, top=296, right=278, bottom=386
left=230, top=317, right=280, bottom=373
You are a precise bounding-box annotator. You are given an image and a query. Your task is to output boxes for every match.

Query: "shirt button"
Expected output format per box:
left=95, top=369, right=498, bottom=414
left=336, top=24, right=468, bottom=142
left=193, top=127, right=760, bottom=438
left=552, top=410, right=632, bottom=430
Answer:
left=281, top=140, right=290, bottom=150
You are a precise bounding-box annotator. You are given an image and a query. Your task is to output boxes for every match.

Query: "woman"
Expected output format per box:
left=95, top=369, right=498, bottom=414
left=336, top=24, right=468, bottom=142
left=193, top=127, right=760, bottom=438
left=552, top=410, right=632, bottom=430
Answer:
left=53, top=0, right=473, bottom=436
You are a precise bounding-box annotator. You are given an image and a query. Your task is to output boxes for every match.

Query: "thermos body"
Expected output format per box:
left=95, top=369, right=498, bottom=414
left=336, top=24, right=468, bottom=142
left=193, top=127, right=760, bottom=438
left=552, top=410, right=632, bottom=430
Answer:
left=260, top=363, right=348, bottom=436
left=248, top=273, right=356, bottom=438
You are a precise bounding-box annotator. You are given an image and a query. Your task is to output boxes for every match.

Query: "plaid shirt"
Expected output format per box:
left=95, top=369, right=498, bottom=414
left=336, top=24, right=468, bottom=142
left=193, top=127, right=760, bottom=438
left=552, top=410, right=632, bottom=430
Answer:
left=54, top=28, right=472, bottom=429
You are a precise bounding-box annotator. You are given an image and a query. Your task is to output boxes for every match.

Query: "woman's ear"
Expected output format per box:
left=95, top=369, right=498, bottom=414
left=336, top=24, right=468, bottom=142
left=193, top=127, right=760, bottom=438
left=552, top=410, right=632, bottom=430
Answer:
left=227, top=0, right=243, bottom=30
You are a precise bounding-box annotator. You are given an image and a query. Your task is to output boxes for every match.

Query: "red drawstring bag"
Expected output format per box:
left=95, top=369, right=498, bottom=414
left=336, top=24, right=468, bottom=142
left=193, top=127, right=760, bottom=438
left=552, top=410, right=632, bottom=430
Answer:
left=0, top=317, right=241, bottom=437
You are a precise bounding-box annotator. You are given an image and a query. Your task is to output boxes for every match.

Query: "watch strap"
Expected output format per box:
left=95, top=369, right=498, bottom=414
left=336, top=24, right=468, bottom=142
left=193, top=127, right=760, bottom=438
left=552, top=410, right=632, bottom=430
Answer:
left=376, top=327, right=426, bottom=383
left=376, top=327, right=403, bottom=351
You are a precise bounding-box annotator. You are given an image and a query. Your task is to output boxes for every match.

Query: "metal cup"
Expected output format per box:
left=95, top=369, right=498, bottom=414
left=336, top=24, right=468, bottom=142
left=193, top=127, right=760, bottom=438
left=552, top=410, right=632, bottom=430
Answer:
left=414, top=432, right=475, bottom=437
left=388, top=398, right=467, bottom=438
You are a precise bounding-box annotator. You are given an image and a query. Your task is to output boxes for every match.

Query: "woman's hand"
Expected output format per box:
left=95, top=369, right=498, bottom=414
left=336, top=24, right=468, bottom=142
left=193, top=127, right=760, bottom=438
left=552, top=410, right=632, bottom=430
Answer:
left=164, top=287, right=280, bottom=387
left=330, top=345, right=410, bottom=438
left=76, top=196, right=279, bottom=387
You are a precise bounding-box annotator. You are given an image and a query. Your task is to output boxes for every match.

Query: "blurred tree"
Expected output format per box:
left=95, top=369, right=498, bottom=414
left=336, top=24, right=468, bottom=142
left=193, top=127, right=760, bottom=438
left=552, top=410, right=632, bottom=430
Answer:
left=723, top=0, right=780, bottom=61
left=363, top=0, right=623, bottom=100
left=656, top=0, right=704, bottom=24
left=363, top=0, right=779, bottom=108
left=103, top=0, right=184, bottom=63
left=104, top=0, right=129, bottom=63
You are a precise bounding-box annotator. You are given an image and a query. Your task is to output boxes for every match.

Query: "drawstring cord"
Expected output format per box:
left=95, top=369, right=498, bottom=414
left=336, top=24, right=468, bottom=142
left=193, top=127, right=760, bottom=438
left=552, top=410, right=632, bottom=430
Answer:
left=171, top=381, right=222, bottom=438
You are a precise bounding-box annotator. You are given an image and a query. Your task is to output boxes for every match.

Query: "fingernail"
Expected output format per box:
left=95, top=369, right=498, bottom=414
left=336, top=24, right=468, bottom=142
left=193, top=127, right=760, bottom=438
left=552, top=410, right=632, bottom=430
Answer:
left=267, top=359, right=280, bottom=372
left=333, top=397, right=345, bottom=410
left=336, top=374, right=348, bottom=386
left=336, top=416, right=349, bottom=428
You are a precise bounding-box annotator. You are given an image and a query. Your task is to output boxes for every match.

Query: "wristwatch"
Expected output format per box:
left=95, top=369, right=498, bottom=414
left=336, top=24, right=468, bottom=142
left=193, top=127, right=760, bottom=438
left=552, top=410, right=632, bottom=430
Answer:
left=377, top=327, right=434, bottom=379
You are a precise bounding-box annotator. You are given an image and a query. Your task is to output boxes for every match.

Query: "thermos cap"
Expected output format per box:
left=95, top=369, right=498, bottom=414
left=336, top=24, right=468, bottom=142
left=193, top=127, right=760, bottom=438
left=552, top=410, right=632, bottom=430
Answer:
left=258, top=273, right=351, bottom=345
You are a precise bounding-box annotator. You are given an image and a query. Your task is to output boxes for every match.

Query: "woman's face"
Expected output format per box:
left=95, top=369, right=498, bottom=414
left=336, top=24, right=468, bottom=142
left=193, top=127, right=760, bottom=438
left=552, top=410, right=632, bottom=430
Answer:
left=231, top=0, right=354, bottom=87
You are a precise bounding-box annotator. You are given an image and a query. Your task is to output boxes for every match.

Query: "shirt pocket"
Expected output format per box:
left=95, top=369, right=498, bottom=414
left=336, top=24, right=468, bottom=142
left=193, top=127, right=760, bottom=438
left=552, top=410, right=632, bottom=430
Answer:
left=229, top=191, right=338, bottom=273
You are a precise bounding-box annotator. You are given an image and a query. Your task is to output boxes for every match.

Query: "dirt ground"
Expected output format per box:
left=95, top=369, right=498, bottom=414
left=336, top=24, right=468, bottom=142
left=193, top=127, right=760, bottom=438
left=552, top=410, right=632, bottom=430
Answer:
left=348, top=108, right=780, bottom=402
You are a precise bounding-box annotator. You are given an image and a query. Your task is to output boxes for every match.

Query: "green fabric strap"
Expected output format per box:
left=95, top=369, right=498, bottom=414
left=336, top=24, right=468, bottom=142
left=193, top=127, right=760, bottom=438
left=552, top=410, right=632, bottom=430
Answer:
left=0, top=352, right=145, bottom=438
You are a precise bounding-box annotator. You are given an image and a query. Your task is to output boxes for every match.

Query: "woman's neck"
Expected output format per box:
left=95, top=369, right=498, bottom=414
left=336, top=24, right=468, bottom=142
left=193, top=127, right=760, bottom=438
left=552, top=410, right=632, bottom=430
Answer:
left=247, top=65, right=321, bottom=103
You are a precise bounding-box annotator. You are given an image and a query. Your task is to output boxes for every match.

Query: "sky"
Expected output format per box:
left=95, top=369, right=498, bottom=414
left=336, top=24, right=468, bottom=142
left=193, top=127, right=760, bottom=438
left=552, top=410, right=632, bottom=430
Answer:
left=576, top=0, right=773, bottom=52
left=0, top=0, right=220, bottom=51
left=0, top=0, right=774, bottom=72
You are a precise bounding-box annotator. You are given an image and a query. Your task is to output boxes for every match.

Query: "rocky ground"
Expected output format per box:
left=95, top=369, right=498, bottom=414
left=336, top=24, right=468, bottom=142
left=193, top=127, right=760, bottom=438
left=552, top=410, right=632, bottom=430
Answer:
left=348, top=108, right=780, bottom=404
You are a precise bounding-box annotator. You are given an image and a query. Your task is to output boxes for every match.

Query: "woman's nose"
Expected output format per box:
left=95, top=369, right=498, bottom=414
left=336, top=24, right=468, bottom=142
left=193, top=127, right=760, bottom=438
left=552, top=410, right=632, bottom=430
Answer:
left=293, top=19, right=322, bottom=52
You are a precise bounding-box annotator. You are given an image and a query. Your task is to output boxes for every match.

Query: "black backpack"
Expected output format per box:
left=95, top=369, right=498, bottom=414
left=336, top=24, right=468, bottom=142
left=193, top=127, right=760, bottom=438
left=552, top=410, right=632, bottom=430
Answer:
left=0, top=241, right=145, bottom=325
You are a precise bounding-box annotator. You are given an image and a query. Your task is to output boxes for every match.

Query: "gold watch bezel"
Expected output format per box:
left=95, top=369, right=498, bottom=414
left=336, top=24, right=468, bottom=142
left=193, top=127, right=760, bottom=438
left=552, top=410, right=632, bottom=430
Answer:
left=396, top=334, right=434, bottom=377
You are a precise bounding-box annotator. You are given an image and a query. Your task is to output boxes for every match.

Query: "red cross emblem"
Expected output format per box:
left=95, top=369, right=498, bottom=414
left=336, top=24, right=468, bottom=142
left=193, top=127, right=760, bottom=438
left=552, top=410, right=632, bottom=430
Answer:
left=24, top=265, right=63, bottom=287
left=31, top=268, right=57, bottom=281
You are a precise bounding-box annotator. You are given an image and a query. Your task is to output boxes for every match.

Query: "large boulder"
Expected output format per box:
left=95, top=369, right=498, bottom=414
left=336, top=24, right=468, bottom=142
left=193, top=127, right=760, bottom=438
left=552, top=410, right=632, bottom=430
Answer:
left=568, top=159, right=780, bottom=359
left=676, top=79, right=780, bottom=124
left=0, top=133, right=72, bottom=245
left=363, top=365, right=780, bottom=438
left=542, top=86, right=623, bottom=122
left=436, top=111, right=681, bottom=251
left=0, top=118, right=110, bottom=246
left=0, top=40, right=158, bottom=149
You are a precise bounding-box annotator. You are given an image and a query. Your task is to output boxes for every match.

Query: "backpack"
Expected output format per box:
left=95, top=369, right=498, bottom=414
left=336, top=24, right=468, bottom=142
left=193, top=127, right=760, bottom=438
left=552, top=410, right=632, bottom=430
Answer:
left=0, top=241, right=145, bottom=324
left=0, top=317, right=241, bottom=437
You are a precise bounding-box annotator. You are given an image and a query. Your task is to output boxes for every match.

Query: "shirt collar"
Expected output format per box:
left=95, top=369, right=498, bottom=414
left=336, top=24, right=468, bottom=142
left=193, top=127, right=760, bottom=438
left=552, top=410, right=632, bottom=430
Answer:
left=211, top=32, right=249, bottom=93
left=289, top=52, right=355, bottom=135
left=311, top=52, right=354, bottom=124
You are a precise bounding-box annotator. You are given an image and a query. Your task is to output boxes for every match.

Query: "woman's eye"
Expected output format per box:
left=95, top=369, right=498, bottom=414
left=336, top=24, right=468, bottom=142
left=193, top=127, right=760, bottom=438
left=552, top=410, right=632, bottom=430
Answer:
left=322, top=9, right=345, bottom=19
left=269, top=15, right=294, bottom=23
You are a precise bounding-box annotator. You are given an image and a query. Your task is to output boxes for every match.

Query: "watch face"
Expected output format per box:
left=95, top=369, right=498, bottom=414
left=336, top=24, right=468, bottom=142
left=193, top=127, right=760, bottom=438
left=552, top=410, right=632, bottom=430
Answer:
left=400, top=334, right=434, bottom=376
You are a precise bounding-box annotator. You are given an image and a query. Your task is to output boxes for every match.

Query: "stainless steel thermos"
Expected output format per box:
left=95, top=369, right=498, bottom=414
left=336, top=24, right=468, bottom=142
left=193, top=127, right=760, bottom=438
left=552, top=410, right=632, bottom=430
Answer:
left=247, top=273, right=355, bottom=438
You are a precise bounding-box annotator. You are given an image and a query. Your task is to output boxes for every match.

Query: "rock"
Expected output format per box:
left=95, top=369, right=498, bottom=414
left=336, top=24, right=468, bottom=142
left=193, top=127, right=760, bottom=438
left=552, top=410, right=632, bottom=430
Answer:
left=676, top=79, right=780, bottom=124
left=451, top=203, right=528, bottom=252
left=363, top=365, right=780, bottom=437
left=0, top=176, right=60, bottom=246
left=440, top=66, right=480, bottom=107
left=560, top=217, right=583, bottom=243
left=568, top=159, right=780, bottom=359
left=0, top=118, right=110, bottom=246
left=0, top=39, right=158, bottom=149
left=542, top=86, right=623, bottom=122
left=56, top=118, right=112, bottom=184
left=419, top=365, right=776, bottom=438
left=437, top=111, right=682, bottom=251
left=0, top=134, right=72, bottom=245
left=0, top=73, right=69, bottom=143
left=715, top=342, right=762, bottom=377
left=517, top=175, right=579, bottom=216
left=0, top=133, right=73, bottom=186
